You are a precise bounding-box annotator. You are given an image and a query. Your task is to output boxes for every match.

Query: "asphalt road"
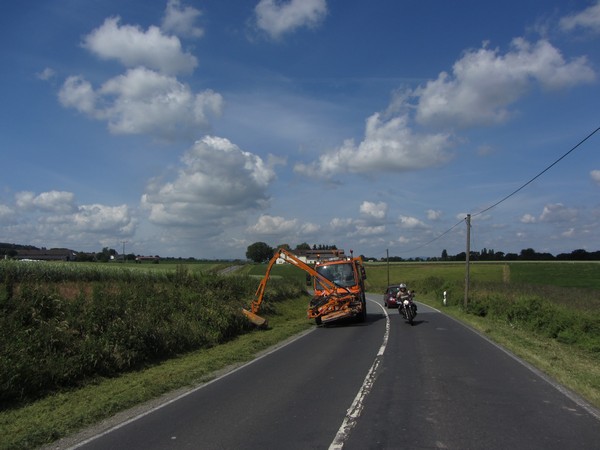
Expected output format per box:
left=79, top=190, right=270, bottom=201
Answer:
left=70, top=295, right=600, bottom=449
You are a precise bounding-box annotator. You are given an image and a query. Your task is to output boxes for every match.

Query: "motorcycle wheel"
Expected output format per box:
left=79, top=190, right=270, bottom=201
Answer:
left=405, top=305, right=414, bottom=325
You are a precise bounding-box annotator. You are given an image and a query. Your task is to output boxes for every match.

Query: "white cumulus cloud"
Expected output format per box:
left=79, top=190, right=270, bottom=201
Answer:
left=560, top=1, right=600, bottom=33
left=58, top=76, right=98, bottom=116
left=0, top=204, right=15, bottom=222
left=15, top=190, right=76, bottom=213
left=37, top=67, right=56, bottom=81
left=521, top=213, right=537, bottom=224
left=352, top=224, right=386, bottom=236
left=294, top=112, right=452, bottom=178
left=247, top=215, right=298, bottom=234
left=247, top=214, right=320, bottom=240
left=539, top=203, right=578, bottom=223
left=330, top=217, right=354, bottom=230
left=255, top=0, right=327, bottom=39
left=398, top=215, right=428, bottom=229
left=142, top=136, right=276, bottom=227
left=360, top=201, right=387, bottom=220
left=59, top=68, right=222, bottom=140
left=415, top=38, right=595, bottom=128
left=427, top=209, right=442, bottom=220
left=70, top=204, right=134, bottom=233
left=82, top=16, right=198, bottom=75
left=161, top=0, right=204, bottom=38
left=1, top=190, right=137, bottom=250
left=591, top=169, right=600, bottom=185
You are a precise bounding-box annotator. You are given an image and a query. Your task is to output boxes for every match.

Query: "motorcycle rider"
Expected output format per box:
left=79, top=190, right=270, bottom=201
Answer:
left=396, top=283, right=417, bottom=317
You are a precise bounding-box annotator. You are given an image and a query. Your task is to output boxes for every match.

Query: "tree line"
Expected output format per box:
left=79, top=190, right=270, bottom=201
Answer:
left=386, top=247, right=600, bottom=262
left=245, top=242, right=600, bottom=264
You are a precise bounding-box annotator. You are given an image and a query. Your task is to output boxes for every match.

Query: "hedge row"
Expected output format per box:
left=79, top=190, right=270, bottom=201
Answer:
left=400, top=276, right=600, bottom=355
left=464, top=284, right=600, bottom=353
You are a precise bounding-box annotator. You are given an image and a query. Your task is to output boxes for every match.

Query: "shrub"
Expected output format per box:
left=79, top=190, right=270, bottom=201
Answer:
left=465, top=283, right=600, bottom=355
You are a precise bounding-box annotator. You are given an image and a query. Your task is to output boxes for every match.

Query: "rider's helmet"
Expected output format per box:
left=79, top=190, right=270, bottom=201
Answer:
left=399, top=283, right=407, bottom=292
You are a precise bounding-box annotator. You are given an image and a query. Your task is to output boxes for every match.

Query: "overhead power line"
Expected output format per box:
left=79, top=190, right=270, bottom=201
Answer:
left=395, top=218, right=465, bottom=255
left=472, top=125, right=600, bottom=217
left=393, top=124, right=600, bottom=256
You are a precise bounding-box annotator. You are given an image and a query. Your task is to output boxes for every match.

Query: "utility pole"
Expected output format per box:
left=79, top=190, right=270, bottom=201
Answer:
left=386, top=249, right=389, bottom=286
left=464, top=214, right=471, bottom=308
left=121, top=240, right=127, bottom=263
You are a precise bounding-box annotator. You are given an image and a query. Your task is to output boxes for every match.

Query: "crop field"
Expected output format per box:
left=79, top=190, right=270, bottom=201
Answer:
left=364, top=261, right=600, bottom=307
left=364, top=260, right=600, bottom=288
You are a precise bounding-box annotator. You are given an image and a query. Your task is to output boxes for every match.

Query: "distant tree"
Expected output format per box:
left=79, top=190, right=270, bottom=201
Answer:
left=441, top=249, right=448, bottom=260
left=276, top=243, right=291, bottom=251
left=570, top=249, right=590, bottom=260
left=246, top=242, right=274, bottom=263
left=97, top=247, right=116, bottom=262
left=519, top=248, right=537, bottom=260
left=76, top=252, right=95, bottom=262
left=295, top=242, right=311, bottom=251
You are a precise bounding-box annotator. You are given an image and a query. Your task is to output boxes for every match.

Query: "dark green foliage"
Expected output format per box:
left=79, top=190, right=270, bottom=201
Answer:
left=462, top=283, right=600, bottom=354
left=245, top=242, right=274, bottom=263
left=407, top=273, right=600, bottom=355
left=0, top=262, right=304, bottom=405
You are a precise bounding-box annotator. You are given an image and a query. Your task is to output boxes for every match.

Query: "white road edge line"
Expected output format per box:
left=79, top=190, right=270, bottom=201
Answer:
left=328, top=298, right=390, bottom=450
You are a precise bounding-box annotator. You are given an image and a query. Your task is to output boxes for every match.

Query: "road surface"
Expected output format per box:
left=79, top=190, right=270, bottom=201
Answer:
left=69, top=295, right=600, bottom=449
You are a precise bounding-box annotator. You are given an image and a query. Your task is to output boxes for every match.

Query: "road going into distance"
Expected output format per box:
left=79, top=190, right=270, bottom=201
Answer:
left=69, top=295, right=600, bottom=449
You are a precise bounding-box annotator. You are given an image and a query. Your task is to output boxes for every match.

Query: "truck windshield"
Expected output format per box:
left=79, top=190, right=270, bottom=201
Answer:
left=315, top=262, right=356, bottom=289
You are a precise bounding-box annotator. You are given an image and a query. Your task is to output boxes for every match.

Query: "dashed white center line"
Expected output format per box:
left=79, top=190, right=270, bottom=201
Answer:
left=328, top=299, right=390, bottom=449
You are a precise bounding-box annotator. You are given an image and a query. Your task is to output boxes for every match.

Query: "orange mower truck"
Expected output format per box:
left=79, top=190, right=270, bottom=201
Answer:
left=242, top=248, right=368, bottom=328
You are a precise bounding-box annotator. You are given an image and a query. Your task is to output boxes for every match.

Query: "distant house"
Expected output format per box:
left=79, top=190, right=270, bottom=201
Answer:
left=277, top=248, right=346, bottom=265
left=15, top=248, right=77, bottom=261
left=135, top=255, right=160, bottom=263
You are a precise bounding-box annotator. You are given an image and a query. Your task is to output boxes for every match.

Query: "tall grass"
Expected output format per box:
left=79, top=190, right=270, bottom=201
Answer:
left=0, top=261, right=305, bottom=406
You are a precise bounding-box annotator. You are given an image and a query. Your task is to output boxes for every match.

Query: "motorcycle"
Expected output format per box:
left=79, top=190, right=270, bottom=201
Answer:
left=399, top=292, right=417, bottom=325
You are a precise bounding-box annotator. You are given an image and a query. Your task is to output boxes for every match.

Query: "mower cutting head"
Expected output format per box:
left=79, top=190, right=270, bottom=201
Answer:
left=242, top=308, right=268, bottom=328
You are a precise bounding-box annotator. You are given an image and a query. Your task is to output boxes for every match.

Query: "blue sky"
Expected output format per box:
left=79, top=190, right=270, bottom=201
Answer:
left=1, top=0, right=599, bottom=259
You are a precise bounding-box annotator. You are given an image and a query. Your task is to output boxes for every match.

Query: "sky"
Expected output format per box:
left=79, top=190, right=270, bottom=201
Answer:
left=1, top=0, right=599, bottom=260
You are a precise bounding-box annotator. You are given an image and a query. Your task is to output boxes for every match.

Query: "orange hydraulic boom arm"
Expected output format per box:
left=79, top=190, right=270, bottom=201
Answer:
left=242, top=248, right=340, bottom=327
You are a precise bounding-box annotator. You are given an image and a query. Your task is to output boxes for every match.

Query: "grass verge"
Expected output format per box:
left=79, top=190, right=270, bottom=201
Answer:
left=0, top=296, right=313, bottom=450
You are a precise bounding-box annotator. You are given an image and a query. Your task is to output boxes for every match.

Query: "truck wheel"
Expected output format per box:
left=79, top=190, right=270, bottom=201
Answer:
left=315, top=316, right=322, bottom=326
left=356, top=298, right=367, bottom=323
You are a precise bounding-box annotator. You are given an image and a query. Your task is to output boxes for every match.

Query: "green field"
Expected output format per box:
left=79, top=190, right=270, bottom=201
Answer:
left=364, top=260, right=600, bottom=289
left=0, top=259, right=599, bottom=449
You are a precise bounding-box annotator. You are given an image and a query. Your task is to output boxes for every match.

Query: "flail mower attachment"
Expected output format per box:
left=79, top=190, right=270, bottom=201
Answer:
left=242, top=308, right=268, bottom=328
